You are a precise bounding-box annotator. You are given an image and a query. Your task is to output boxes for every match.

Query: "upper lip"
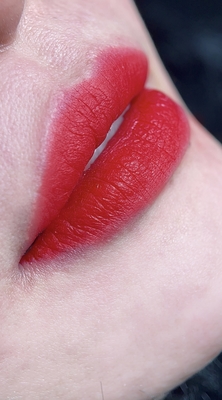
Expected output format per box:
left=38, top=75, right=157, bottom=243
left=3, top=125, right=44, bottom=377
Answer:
left=21, top=47, right=189, bottom=265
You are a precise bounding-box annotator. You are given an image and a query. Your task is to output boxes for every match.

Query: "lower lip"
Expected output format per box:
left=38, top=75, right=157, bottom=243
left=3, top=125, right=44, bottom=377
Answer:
left=21, top=49, right=190, bottom=265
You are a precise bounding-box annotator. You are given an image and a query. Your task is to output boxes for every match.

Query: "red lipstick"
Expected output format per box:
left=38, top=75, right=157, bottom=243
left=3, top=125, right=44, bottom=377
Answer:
left=21, top=48, right=189, bottom=265
left=33, top=48, right=148, bottom=237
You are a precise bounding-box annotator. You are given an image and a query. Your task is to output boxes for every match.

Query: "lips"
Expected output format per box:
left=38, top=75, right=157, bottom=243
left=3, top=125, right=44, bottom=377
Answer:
left=21, top=47, right=190, bottom=265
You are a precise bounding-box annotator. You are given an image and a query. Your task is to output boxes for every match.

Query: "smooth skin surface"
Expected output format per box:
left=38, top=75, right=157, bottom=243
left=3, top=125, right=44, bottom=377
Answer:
left=0, top=1, right=222, bottom=399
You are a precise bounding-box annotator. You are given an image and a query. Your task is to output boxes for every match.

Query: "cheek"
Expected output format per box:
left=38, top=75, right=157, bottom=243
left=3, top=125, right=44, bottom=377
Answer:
left=0, top=57, right=52, bottom=264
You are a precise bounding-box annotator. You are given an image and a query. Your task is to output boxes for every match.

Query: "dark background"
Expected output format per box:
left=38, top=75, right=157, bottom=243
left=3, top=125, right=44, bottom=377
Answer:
left=135, top=0, right=222, bottom=143
left=134, top=1, right=222, bottom=399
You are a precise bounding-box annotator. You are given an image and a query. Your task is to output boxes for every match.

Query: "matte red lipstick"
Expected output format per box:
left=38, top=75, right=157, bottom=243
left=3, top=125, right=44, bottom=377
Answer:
left=33, top=48, right=148, bottom=237
left=21, top=48, right=190, bottom=264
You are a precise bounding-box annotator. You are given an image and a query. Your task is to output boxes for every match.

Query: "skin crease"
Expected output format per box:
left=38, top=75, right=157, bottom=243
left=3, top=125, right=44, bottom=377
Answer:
left=0, top=0, right=25, bottom=45
left=0, top=0, right=222, bottom=399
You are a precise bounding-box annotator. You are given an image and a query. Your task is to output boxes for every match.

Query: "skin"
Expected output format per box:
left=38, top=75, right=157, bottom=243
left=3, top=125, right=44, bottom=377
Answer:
left=0, top=0, right=222, bottom=399
left=0, top=0, right=25, bottom=45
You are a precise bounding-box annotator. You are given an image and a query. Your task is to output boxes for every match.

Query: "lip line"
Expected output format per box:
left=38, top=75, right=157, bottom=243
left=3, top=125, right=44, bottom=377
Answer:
left=20, top=47, right=189, bottom=265
left=23, top=47, right=148, bottom=248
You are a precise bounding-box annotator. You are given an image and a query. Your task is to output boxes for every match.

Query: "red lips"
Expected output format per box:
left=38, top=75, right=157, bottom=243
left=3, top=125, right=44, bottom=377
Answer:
left=21, top=48, right=190, bottom=265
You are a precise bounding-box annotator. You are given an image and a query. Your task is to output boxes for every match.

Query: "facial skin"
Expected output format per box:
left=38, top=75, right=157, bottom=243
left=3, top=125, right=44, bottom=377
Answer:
left=0, top=0, right=25, bottom=45
left=0, top=1, right=222, bottom=399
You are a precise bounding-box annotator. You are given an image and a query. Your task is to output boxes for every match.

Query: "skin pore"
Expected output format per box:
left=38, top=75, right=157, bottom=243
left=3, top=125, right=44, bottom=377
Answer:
left=0, top=1, right=222, bottom=399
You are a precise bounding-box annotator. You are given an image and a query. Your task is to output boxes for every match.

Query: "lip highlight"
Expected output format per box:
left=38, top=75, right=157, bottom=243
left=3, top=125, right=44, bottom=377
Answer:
left=21, top=47, right=190, bottom=265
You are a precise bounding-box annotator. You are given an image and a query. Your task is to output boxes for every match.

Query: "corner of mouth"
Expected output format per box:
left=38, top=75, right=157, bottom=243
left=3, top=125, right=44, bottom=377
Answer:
left=20, top=46, right=190, bottom=266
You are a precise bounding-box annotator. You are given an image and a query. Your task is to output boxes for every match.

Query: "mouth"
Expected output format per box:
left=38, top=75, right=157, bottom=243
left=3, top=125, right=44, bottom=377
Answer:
left=20, top=47, right=190, bottom=265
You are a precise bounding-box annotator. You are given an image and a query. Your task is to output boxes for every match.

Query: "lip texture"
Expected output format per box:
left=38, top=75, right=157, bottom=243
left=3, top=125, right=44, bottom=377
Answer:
left=21, top=47, right=190, bottom=265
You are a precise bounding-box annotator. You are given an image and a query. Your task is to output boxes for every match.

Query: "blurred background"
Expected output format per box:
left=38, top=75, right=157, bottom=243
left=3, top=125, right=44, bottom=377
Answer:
left=135, top=0, right=222, bottom=143
left=134, top=1, right=222, bottom=399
